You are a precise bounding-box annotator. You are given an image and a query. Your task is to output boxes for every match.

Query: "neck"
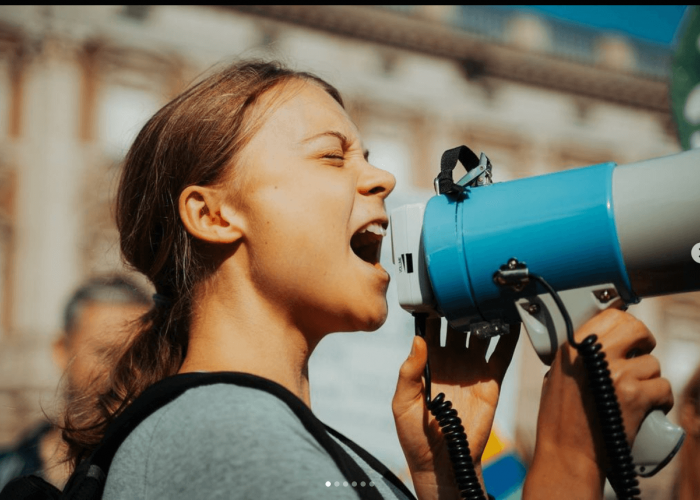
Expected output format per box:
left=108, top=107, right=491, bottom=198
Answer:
left=179, top=277, right=320, bottom=407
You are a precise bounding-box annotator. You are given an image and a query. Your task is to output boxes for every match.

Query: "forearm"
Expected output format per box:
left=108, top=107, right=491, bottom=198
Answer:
left=523, top=444, right=604, bottom=500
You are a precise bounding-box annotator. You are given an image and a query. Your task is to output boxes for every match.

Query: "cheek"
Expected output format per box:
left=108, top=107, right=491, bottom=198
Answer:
left=251, top=196, right=351, bottom=264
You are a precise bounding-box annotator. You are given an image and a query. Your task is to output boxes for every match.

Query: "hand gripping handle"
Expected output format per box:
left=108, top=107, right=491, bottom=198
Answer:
left=515, top=284, right=685, bottom=476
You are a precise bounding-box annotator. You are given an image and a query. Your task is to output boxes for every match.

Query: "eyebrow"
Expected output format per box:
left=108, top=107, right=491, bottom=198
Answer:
left=301, top=130, right=349, bottom=145
left=301, top=130, right=370, bottom=160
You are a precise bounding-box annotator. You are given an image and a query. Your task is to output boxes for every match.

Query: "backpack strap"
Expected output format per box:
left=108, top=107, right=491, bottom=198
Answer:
left=0, top=475, right=61, bottom=500
left=65, top=372, right=388, bottom=500
left=325, top=426, right=417, bottom=500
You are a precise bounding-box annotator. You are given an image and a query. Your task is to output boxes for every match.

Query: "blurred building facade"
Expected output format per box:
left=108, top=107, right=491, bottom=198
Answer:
left=0, top=5, right=696, bottom=497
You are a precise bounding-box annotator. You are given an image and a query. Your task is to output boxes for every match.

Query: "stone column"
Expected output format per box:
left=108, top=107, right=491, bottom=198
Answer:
left=0, top=33, right=87, bottom=442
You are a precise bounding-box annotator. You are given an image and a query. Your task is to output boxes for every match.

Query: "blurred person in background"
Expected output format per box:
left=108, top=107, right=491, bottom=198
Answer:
left=674, top=362, right=700, bottom=500
left=0, top=275, right=151, bottom=490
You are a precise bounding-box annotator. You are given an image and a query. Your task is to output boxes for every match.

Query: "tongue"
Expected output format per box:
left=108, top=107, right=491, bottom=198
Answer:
left=354, top=243, right=377, bottom=264
left=351, top=232, right=379, bottom=264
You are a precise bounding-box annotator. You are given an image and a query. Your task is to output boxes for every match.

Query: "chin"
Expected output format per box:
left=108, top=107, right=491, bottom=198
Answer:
left=324, top=294, right=389, bottom=333
left=356, top=303, right=389, bottom=332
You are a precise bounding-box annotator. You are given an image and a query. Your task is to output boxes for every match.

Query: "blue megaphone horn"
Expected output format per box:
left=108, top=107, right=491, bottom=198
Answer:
left=390, top=146, right=700, bottom=478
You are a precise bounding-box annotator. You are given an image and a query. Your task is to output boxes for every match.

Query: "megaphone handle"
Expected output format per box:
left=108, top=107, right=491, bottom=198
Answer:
left=622, top=336, right=685, bottom=476
left=574, top=334, right=641, bottom=497
left=512, top=274, right=640, bottom=497
left=632, top=410, right=685, bottom=477
left=499, top=266, right=681, bottom=494
left=519, top=292, right=684, bottom=476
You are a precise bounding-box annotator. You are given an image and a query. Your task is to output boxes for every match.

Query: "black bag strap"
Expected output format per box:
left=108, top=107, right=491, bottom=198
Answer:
left=325, top=426, right=417, bottom=500
left=67, top=372, right=386, bottom=500
left=0, top=475, right=61, bottom=500
left=435, top=145, right=481, bottom=195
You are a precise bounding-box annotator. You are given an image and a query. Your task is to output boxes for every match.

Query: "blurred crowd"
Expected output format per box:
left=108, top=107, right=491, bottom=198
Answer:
left=0, top=275, right=150, bottom=490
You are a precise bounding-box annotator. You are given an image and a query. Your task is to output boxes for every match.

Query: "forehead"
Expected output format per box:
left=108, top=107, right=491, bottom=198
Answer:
left=69, top=302, right=146, bottom=347
left=254, top=80, right=358, bottom=144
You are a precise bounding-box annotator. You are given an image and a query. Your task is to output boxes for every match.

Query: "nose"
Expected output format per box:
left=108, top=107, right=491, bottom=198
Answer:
left=358, top=162, right=397, bottom=199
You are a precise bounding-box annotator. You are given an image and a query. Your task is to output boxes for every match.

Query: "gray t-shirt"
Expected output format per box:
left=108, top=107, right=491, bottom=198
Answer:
left=102, top=383, right=412, bottom=499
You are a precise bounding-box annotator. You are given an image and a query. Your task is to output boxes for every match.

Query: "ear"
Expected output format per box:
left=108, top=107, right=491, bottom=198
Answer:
left=179, top=185, right=245, bottom=244
left=52, top=334, right=70, bottom=372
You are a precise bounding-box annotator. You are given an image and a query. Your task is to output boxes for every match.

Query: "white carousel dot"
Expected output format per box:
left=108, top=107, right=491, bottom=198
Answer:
left=691, top=130, right=700, bottom=149
left=693, top=242, right=700, bottom=263
left=334, top=481, right=340, bottom=487
left=325, top=481, right=331, bottom=487
left=684, top=83, right=700, bottom=124
left=360, top=481, right=366, bottom=487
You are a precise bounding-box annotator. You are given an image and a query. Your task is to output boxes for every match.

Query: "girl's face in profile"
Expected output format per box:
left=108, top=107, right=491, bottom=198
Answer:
left=234, top=80, right=396, bottom=338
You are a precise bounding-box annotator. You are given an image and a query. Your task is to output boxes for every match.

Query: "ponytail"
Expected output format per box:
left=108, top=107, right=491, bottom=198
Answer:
left=62, top=294, right=189, bottom=465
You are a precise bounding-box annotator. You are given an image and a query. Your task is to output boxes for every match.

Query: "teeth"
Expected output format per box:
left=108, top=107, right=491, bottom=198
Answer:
left=359, top=222, right=387, bottom=237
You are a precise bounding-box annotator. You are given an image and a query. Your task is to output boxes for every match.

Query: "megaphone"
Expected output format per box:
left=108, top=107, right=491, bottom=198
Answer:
left=390, top=146, right=700, bottom=480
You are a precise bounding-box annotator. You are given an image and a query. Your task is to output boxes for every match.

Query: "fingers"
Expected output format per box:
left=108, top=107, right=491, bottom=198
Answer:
left=444, top=324, right=468, bottom=350
left=612, top=355, right=673, bottom=412
left=604, top=318, right=656, bottom=359
left=466, top=332, right=491, bottom=359
left=610, top=354, right=661, bottom=383
left=488, top=326, right=520, bottom=374
left=393, top=336, right=428, bottom=414
left=616, top=376, right=675, bottom=437
left=424, top=318, right=471, bottom=351
left=576, top=309, right=656, bottom=358
left=423, top=317, right=442, bottom=349
left=639, top=377, right=674, bottom=413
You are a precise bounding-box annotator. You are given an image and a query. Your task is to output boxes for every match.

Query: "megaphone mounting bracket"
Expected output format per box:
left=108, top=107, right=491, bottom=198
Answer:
left=493, top=258, right=530, bottom=292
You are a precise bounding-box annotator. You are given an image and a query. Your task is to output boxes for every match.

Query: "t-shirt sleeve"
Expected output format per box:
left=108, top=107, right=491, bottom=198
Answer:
left=105, top=384, right=360, bottom=500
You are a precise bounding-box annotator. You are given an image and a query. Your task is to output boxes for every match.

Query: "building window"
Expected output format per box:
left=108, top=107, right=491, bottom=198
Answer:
left=98, top=84, right=162, bottom=161
left=83, top=75, right=165, bottom=275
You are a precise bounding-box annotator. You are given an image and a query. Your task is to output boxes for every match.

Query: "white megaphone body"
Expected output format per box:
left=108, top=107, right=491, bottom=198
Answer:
left=390, top=147, right=700, bottom=478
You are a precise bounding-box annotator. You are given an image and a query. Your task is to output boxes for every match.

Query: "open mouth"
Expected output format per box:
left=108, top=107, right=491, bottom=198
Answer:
left=350, top=222, right=387, bottom=266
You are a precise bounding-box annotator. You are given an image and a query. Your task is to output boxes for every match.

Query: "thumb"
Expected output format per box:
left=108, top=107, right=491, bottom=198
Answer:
left=393, top=336, right=428, bottom=412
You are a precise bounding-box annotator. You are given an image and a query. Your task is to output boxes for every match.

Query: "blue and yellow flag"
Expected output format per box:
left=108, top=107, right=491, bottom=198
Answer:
left=482, top=428, right=527, bottom=500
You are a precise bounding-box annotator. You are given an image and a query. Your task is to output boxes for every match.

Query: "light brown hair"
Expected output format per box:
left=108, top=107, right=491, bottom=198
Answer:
left=62, top=60, right=343, bottom=466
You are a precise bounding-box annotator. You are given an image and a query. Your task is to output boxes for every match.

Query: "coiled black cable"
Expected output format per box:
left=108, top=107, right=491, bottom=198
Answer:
left=527, top=273, right=640, bottom=500
left=577, top=335, right=640, bottom=499
left=414, top=313, right=489, bottom=500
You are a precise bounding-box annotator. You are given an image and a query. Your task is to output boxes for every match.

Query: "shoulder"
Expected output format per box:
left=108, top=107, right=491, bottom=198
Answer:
left=113, top=382, right=317, bottom=462
left=151, top=383, right=319, bottom=452
left=158, top=382, right=299, bottom=426
left=105, top=383, right=355, bottom=500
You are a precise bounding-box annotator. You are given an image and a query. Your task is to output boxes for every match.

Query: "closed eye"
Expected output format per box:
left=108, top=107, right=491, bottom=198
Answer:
left=321, top=152, right=346, bottom=167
